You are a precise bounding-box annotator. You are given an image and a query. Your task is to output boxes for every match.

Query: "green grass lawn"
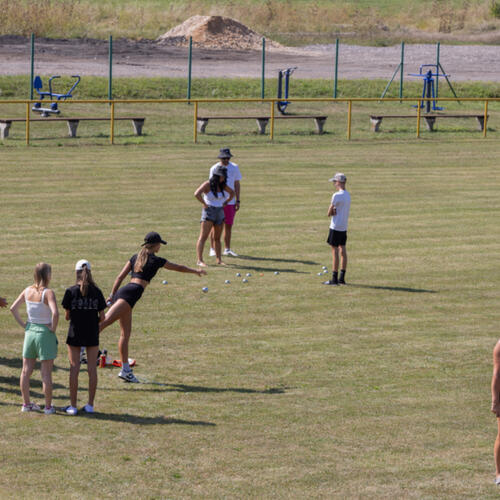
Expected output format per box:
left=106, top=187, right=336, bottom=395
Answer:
left=0, top=133, right=499, bottom=497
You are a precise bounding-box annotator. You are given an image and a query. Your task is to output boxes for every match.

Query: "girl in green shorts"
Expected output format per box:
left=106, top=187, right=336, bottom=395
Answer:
left=10, top=263, right=59, bottom=414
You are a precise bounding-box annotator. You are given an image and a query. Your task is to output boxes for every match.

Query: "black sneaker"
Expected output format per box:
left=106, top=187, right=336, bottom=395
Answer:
left=338, top=279, right=346, bottom=285
left=322, top=280, right=338, bottom=286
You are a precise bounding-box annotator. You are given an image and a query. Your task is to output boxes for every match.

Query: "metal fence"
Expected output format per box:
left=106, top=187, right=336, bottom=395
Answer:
left=0, top=97, right=494, bottom=145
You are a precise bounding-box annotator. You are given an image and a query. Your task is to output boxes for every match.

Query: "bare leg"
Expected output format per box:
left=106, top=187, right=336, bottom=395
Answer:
left=340, top=245, right=348, bottom=271
left=100, top=299, right=131, bottom=332
left=118, top=308, right=133, bottom=366
left=196, top=220, right=214, bottom=265
left=86, top=345, right=99, bottom=406
left=209, top=226, right=216, bottom=252
left=20, top=358, right=36, bottom=405
left=213, top=224, right=224, bottom=264
left=332, top=246, right=340, bottom=272
left=223, top=223, right=233, bottom=250
left=40, top=359, right=54, bottom=408
left=67, top=345, right=81, bottom=407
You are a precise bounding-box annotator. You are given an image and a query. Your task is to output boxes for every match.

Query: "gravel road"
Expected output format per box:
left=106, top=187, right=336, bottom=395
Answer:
left=0, top=36, right=499, bottom=81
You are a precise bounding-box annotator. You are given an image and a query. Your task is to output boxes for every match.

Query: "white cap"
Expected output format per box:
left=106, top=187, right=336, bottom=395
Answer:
left=329, top=173, right=346, bottom=183
left=75, top=259, right=91, bottom=271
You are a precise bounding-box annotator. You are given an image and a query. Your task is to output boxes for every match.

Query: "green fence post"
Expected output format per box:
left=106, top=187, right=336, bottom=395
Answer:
left=399, top=41, right=405, bottom=100
left=187, top=36, right=192, bottom=103
left=108, top=35, right=113, bottom=103
left=30, top=33, right=34, bottom=100
left=261, top=37, right=266, bottom=99
left=333, top=38, right=339, bottom=98
left=436, top=42, right=440, bottom=99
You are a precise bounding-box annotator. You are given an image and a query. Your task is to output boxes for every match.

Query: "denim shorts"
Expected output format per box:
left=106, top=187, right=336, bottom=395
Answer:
left=23, top=322, right=58, bottom=360
left=201, top=206, right=225, bottom=225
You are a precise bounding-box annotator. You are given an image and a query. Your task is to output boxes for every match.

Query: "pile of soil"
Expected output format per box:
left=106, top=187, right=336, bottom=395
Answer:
left=156, top=15, right=282, bottom=51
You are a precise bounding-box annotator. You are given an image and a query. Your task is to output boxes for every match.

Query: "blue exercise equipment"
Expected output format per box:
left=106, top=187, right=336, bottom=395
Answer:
left=408, top=64, right=448, bottom=113
left=32, top=75, right=81, bottom=117
left=277, top=67, right=297, bottom=115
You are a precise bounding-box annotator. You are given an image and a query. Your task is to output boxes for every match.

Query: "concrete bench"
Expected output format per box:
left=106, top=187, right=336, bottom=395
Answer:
left=0, top=117, right=145, bottom=139
left=196, top=115, right=327, bottom=135
left=370, top=114, right=488, bottom=132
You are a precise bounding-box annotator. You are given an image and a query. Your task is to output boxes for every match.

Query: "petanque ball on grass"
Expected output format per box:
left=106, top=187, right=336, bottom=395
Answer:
left=317, top=272, right=322, bottom=276
left=202, top=287, right=208, bottom=293
left=246, top=273, right=251, bottom=277
left=162, top=280, right=168, bottom=285
left=236, top=273, right=241, bottom=277
left=274, top=271, right=280, bottom=275
left=225, top=280, right=230, bottom=284
left=242, top=279, right=248, bottom=283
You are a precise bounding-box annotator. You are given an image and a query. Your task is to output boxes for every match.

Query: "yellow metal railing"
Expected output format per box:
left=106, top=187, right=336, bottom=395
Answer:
left=1, top=97, right=496, bottom=145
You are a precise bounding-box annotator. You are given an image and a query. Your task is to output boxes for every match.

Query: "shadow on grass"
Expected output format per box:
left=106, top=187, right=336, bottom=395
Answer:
left=349, top=283, right=437, bottom=293
left=236, top=254, right=319, bottom=266
left=0, top=356, right=69, bottom=372
left=83, top=411, right=216, bottom=426
left=105, top=381, right=287, bottom=394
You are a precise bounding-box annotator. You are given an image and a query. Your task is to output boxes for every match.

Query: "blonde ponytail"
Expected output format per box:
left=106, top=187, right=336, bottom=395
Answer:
left=134, top=244, right=155, bottom=273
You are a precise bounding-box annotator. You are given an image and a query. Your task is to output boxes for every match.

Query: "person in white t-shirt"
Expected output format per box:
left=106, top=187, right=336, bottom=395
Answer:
left=208, top=148, right=242, bottom=257
left=323, top=173, right=351, bottom=286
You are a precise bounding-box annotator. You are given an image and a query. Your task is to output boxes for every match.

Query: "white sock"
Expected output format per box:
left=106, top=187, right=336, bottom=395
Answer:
left=122, top=362, right=130, bottom=372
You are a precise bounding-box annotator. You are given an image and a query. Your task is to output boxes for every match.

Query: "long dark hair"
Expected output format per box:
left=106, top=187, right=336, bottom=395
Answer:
left=210, top=169, right=227, bottom=197
left=76, top=266, right=97, bottom=297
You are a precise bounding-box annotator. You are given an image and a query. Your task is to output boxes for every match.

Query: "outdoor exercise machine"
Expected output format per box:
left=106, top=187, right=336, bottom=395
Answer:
left=380, top=41, right=459, bottom=105
left=277, top=67, right=297, bottom=115
left=32, top=75, right=81, bottom=116
left=408, top=64, right=456, bottom=112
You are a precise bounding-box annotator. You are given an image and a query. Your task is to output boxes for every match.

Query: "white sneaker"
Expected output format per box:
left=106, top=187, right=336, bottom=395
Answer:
left=82, top=404, right=94, bottom=414
left=223, top=249, right=238, bottom=257
left=64, top=405, right=78, bottom=416
left=44, top=406, right=56, bottom=415
left=21, top=402, right=41, bottom=412
left=118, top=370, right=139, bottom=383
left=209, top=248, right=216, bottom=257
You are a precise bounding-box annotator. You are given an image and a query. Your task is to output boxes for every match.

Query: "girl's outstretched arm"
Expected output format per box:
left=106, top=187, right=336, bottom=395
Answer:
left=164, top=261, right=206, bottom=277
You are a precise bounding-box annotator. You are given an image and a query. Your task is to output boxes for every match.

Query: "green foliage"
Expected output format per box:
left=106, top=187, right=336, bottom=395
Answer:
left=491, top=0, right=500, bottom=17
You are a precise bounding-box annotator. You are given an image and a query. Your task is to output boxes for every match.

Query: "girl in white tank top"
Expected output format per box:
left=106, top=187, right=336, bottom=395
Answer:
left=10, top=263, right=59, bottom=414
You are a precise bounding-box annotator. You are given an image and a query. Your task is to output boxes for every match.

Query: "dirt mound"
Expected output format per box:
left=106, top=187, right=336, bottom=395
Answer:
left=156, top=15, right=282, bottom=51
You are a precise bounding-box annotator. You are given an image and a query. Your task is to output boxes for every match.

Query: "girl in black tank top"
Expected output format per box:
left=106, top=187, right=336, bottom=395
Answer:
left=98, top=232, right=206, bottom=383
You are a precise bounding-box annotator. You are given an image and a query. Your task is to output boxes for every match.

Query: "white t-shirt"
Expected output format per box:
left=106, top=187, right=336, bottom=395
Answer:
left=329, top=189, right=351, bottom=231
left=209, top=161, right=242, bottom=206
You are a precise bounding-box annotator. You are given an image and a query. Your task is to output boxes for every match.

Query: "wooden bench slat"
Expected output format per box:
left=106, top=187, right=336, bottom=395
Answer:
left=0, top=117, right=145, bottom=139
left=196, top=115, right=327, bottom=134
left=369, top=114, right=488, bottom=132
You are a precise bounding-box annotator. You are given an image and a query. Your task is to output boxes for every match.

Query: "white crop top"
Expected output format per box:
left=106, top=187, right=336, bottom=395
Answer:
left=25, top=288, right=52, bottom=325
left=203, top=189, right=229, bottom=208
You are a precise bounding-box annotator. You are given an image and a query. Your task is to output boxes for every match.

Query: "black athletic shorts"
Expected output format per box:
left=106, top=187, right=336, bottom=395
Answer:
left=115, top=283, right=144, bottom=309
left=327, top=229, right=347, bottom=247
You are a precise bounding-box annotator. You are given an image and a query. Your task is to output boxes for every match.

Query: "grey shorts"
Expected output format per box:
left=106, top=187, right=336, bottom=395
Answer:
left=201, top=206, right=225, bottom=225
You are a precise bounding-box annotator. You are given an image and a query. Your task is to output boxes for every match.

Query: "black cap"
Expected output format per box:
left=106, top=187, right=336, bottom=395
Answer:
left=142, top=231, right=167, bottom=246
left=217, top=147, right=232, bottom=159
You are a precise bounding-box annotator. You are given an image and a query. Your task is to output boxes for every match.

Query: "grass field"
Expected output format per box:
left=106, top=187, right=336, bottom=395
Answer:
left=0, top=129, right=499, bottom=498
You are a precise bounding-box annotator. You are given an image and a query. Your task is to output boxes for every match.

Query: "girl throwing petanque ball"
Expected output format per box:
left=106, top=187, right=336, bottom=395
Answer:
left=100, top=231, right=206, bottom=383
